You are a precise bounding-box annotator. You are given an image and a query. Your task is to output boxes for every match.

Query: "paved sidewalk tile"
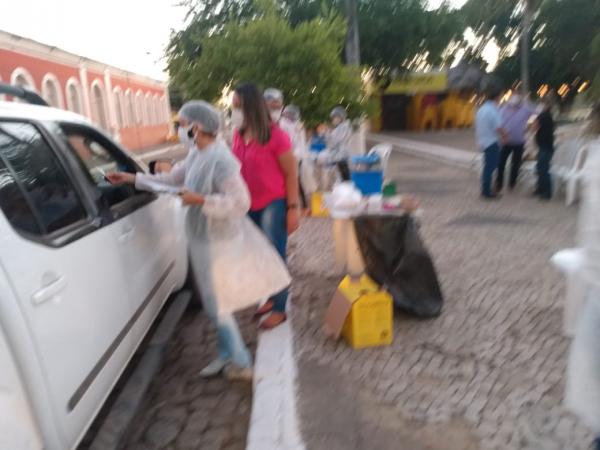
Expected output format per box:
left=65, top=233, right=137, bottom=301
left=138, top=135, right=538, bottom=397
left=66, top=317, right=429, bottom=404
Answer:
left=120, top=307, right=257, bottom=450
left=289, top=152, right=594, bottom=450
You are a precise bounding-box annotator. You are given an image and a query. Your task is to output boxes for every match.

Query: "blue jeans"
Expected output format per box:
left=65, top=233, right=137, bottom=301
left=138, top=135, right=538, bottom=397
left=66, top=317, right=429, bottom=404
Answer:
left=481, top=143, right=500, bottom=197
left=249, top=199, right=289, bottom=313
left=202, top=293, right=252, bottom=368
left=189, top=251, right=252, bottom=368
left=536, top=146, right=553, bottom=199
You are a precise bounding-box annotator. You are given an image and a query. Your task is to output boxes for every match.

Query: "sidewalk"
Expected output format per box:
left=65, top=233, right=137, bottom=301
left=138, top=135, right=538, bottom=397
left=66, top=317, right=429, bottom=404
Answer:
left=287, top=151, right=594, bottom=450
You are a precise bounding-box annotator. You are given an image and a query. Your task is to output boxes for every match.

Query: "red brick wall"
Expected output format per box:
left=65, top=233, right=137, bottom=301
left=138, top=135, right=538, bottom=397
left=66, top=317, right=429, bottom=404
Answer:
left=0, top=48, right=170, bottom=152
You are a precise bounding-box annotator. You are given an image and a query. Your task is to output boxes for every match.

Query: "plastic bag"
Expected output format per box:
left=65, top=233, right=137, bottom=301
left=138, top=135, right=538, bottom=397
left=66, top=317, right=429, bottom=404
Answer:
left=326, top=182, right=363, bottom=217
left=354, top=214, right=444, bottom=317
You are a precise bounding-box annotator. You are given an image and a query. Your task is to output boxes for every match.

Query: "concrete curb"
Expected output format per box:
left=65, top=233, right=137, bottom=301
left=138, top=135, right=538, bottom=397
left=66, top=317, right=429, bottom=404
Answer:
left=368, top=132, right=481, bottom=171
left=246, top=300, right=305, bottom=450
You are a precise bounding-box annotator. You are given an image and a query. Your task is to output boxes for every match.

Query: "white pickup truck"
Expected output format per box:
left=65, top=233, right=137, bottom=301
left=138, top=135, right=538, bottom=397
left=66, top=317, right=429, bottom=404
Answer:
left=0, top=100, right=188, bottom=450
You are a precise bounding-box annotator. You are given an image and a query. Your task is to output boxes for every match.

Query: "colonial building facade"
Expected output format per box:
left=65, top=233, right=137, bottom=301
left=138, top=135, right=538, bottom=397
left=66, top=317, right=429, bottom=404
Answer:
left=0, top=30, right=171, bottom=151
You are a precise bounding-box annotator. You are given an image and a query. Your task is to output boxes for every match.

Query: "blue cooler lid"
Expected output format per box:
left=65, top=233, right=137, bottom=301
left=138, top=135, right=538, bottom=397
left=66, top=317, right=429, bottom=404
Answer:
left=351, top=154, right=380, bottom=165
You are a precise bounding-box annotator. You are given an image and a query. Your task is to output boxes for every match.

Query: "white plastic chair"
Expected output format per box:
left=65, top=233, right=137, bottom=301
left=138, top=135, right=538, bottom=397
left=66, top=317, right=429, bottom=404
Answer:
left=564, top=143, right=590, bottom=206
left=368, top=143, right=392, bottom=178
left=551, top=248, right=589, bottom=337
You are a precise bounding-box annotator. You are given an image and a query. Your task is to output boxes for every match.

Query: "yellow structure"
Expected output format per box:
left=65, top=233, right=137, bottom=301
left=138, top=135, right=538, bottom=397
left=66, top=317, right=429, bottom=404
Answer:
left=375, top=70, right=476, bottom=131
left=311, top=192, right=329, bottom=217
left=339, top=274, right=393, bottom=349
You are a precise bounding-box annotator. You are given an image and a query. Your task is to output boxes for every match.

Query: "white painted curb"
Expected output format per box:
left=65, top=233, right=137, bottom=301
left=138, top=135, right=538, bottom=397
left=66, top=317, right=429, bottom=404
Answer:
left=368, top=132, right=481, bottom=171
left=246, top=300, right=305, bottom=450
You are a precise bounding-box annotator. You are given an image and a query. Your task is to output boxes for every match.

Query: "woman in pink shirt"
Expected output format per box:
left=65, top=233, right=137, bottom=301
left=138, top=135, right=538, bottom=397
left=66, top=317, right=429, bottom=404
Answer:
left=231, top=83, right=300, bottom=330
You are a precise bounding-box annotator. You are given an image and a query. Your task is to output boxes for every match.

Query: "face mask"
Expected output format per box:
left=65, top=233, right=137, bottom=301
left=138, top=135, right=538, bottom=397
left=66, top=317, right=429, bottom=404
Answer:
left=270, top=108, right=283, bottom=122
left=178, top=126, right=194, bottom=148
left=231, top=108, right=244, bottom=129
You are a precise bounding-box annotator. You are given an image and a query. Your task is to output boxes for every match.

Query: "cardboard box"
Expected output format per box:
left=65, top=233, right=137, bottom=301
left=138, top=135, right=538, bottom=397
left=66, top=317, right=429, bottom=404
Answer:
left=323, top=274, right=393, bottom=349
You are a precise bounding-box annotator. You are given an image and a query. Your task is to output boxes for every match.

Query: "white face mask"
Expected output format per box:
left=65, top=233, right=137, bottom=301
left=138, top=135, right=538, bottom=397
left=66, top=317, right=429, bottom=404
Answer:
left=270, top=108, right=283, bottom=122
left=231, top=108, right=245, bottom=129
left=178, top=125, right=194, bottom=148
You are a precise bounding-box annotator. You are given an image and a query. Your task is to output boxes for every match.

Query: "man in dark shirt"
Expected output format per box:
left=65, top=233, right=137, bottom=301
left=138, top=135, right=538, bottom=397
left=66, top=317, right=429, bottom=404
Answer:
left=534, top=99, right=555, bottom=200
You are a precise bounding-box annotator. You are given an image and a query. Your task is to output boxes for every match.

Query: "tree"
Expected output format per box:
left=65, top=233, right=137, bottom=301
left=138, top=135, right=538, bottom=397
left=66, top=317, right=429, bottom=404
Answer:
left=168, top=9, right=363, bottom=127
left=461, top=0, right=600, bottom=98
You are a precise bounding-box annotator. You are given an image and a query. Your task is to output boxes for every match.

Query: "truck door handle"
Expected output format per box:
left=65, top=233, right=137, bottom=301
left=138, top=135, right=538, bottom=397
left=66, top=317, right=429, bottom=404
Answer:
left=32, top=277, right=67, bottom=305
left=118, top=226, right=135, bottom=243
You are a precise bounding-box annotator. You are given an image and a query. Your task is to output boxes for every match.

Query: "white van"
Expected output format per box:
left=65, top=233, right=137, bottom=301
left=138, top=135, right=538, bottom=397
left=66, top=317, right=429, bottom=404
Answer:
left=0, top=101, right=188, bottom=450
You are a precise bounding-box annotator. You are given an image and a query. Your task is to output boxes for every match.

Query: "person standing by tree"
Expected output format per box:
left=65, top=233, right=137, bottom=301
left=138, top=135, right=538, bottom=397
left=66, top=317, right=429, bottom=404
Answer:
left=264, top=88, right=285, bottom=123
left=533, top=98, right=555, bottom=200
left=231, top=82, right=300, bottom=330
left=326, top=106, right=352, bottom=181
left=495, top=94, right=535, bottom=192
left=475, top=87, right=507, bottom=199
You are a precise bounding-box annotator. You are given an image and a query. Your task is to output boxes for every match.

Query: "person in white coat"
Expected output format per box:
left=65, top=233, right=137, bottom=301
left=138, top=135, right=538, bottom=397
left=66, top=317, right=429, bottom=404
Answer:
left=108, top=101, right=291, bottom=381
left=565, top=145, right=600, bottom=450
left=281, top=105, right=314, bottom=213
left=326, top=106, right=352, bottom=181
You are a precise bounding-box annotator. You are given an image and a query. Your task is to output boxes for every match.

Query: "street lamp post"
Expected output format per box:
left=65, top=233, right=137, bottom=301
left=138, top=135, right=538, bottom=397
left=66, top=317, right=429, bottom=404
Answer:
left=521, top=0, right=533, bottom=97
left=345, top=0, right=360, bottom=66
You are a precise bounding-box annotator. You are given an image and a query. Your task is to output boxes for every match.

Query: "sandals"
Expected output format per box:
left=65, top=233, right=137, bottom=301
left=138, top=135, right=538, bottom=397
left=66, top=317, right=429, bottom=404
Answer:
left=253, top=299, right=274, bottom=319
left=258, top=312, right=287, bottom=330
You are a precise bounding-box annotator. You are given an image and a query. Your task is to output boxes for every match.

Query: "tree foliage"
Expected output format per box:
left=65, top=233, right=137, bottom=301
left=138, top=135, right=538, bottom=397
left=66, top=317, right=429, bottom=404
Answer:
left=460, top=0, right=600, bottom=97
left=168, top=8, right=363, bottom=127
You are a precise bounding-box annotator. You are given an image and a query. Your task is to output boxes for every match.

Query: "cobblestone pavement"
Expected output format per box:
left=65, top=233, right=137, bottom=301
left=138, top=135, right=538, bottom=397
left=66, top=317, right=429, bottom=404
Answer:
left=288, top=152, right=594, bottom=450
left=120, top=306, right=256, bottom=450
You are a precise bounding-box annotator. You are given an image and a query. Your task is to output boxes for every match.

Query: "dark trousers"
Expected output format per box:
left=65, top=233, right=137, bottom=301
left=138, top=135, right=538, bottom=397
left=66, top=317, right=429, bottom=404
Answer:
left=248, top=199, right=288, bottom=313
left=536, top=146, right=554, bottom=199
left=337, top=160, right=351, bottom=181
left=496, top=143, right=524, bottom=191
left=481, top=143, right=500, bottom=197
left=298, top=161, right=307, bottom=208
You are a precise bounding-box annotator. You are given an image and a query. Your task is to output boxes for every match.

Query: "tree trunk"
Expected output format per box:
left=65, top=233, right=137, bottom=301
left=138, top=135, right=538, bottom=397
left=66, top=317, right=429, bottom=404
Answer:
left=345, top=0, right=361, bottom=66
left=520, top=0, right=533, bottom=96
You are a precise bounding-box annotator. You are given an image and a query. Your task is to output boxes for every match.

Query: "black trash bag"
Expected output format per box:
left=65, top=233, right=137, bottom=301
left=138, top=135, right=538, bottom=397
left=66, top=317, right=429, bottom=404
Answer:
left=353, top=214, right=444, bottom=318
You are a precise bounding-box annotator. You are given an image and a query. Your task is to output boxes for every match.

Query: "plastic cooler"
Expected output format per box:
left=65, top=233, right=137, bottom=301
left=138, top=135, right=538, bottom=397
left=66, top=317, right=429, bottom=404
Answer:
left=350, top=154, right=383, bottom=195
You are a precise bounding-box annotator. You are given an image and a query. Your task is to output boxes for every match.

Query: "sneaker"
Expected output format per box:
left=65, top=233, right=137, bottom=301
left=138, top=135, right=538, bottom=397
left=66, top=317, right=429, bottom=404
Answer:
left=224, top=365, right=253, bottom=382
left=199, top=358, right=228, bottom=378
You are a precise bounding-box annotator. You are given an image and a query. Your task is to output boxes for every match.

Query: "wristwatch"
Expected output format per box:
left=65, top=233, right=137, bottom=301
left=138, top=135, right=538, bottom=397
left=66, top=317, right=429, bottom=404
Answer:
left=287, top=203, right=299, bottom=211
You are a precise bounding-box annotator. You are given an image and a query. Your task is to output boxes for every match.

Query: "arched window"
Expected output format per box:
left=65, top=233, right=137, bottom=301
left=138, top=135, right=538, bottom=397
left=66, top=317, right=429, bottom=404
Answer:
left=153, top=95, right=160, bottom=124
left=113, top=87, right=125, bottom=129
left=91, top=81, right=108, bottom=130
left=144, top=93, right=152, bottom=125
left=41, top=74, right=64, bottom=108
left=66, top=78, right=83, bottom=114
left=160, top=95, right=168, bottom=123
left=125, top=89, right=135, bottom=127
left=135, top=91, right=144, bottom=126
left=10, top=68, right=36, bottom=102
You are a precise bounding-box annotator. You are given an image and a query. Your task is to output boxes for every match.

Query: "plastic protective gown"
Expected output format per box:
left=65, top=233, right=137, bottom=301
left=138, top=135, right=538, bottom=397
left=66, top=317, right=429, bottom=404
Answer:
left=326, top=120, right=352, bottom=162
left=136, top=141, right=291, bottom=315
left=565, top=143, right=600, bottom=434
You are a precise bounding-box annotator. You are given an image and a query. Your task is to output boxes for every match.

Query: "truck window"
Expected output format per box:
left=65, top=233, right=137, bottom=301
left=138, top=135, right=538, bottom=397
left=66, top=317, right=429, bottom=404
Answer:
left=0, top=121, right=87, bottom=236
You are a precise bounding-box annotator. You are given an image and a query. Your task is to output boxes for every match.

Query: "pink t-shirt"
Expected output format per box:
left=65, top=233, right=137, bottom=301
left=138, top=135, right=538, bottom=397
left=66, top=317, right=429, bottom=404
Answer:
left=232, top=124, right=292, bottom=211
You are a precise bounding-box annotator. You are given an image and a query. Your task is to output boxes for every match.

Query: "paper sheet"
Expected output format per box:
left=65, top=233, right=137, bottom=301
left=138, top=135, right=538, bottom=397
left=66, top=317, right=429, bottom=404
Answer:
left=140, top=179, right=182, bottom=195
